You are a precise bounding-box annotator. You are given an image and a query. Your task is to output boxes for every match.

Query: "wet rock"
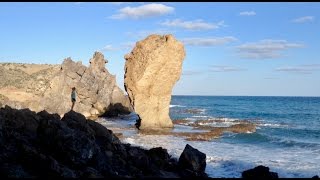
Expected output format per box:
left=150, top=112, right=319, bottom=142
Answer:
left=242, top=165, right=279, bottom=179
left=0, top=106, right=207, bottom=178
left=178, top=144, right=207, bottom=176
left=100, top=103, right=131, bottom=117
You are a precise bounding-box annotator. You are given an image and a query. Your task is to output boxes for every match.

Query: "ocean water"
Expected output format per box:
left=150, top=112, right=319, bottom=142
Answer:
left=97, top=96, right=320, bottom=178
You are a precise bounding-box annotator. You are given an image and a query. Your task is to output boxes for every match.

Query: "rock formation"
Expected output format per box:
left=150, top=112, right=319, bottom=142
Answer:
left=0, top=105, right=208, bottom=178
left=124, top=34, right=185, bottom=130
left=242, top=165, right=279, bottom=179
left=0, top=52, right=132, bottom=118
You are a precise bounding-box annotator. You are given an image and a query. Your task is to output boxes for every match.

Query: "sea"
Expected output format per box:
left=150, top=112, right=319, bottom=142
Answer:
left=96, top=96, right=320, bottom=178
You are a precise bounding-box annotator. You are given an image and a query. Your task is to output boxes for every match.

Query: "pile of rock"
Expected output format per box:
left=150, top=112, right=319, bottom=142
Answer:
left=0, top=106, right=207, bottom=178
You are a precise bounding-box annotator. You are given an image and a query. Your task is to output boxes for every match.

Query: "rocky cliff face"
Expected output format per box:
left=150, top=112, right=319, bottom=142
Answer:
left=124, top=34, right=185, bottom=130
left=0, top=52, right=131, bottom=118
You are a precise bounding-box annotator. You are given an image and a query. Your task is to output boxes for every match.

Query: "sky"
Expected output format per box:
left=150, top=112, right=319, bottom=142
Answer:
left=0, top=2, right=319, bottom=97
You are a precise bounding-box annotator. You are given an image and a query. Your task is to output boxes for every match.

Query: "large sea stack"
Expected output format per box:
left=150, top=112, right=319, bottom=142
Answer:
left=124, top=34, right=186, bottom=130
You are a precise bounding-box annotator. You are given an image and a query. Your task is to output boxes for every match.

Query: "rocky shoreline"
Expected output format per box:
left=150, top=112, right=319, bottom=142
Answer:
left=0, top=105, right=207, bottom=178
left=2, top=105, right=318, bottom=178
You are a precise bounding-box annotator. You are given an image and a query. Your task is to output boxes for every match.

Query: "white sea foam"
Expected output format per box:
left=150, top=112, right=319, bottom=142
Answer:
left=256, top=123, right=289, bottom=128
left=99, top=117, right=320, bottom=178
left=192, top=115, right=209, bottom=118
left=170, top=104, right=186, bottom=108
left=122, top=134, right=319, bottom=178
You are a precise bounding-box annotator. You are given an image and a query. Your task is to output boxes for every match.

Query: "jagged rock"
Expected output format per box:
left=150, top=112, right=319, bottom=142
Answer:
left=242, top=165, right=279, bottom=179
left=178, top=144, right=207, bottom=176
left=0, top=52, right=131, bottom=118
left=124, top=34, right=185, bottom=130
left=0, top=106, right=207, bottom=178
left=312, top=175, right=319, bottom=178
left=40, top=52, right=131, bottom=118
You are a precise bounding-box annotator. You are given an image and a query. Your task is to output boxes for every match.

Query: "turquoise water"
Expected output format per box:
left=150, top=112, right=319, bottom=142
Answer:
left=99, top=95, right=320, bottom=177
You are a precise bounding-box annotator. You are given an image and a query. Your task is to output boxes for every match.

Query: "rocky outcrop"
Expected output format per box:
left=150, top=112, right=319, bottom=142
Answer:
left=178, top=144, right=207, bottom=177
left=0, top=105, right=207, bottom=178
left=242, top=165, right=279, bottom=179
left=124, top=34, right=185, bottom=130
left=0, top=52, right=132, bottom=118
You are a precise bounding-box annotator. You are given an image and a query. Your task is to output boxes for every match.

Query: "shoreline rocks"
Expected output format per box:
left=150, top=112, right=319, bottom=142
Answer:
left=0, top=105, right=207, bottom=178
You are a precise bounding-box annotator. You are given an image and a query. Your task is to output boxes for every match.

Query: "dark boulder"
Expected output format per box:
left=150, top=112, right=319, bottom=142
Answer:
left=100, top=103, right=131, bottom=117
left=178, top=144, right=207, bottom=177
left=242, top=165, right=278, bottom=179
left=0, top=106, right=208, bottom=178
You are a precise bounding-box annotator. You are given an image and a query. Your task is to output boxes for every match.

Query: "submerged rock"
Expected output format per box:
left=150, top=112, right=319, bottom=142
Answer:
left=124, top=34, right=185, bottom=130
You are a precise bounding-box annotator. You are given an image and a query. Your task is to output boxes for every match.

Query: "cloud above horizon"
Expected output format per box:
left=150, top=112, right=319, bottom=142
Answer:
left=160, top=19, right=226, bottom=30
left=275, top=64, right=320, bottom=74
left=292, top=16, right=314, bottom=23
left=236, top=39, right=304, bottom=59
left=182, top=70, right=203, bottom=76
left=109, top=3, right=174, bottom=19
left=210, top=65, right=246, bottom=72
left=99, top=45, right=119, bottom=52
left=239, top=11, right=256, bottom=16
left=182, top=36, right=237, bottom=46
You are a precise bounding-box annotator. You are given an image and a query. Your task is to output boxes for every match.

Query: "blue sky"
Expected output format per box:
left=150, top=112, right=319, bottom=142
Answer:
left=0, top=2, right=319, bottom=96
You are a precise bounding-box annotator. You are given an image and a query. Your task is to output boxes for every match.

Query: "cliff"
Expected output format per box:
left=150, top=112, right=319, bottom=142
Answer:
left=0, top=52, right=132, bottom=118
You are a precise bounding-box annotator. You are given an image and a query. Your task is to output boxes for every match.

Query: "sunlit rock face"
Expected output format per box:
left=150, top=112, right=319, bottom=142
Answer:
left=0, top=52, right=132, bottom=118
left=124, top=34, right=186, bottom=130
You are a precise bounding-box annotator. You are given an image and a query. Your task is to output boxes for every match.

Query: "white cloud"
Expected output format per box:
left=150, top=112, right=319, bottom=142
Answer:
left=121, top=42, right=136, bottom=50
left=292, top=16, right=314, bottom=23
left=99, top=45, right=119, bottom=52
left=160, top=19, right=225, bottom=30
left=182, top=36, right=237, bottom=46
left=275, top=64, right=320, bottom=74
left=239, top=11, right=256, bottom=16
left=182, top=70, right=203, bottom=76
left=236, top=39, right=304, bottom=59
left=109, top=3, right=174, bottom=19
left=210, top=65, right=246, bottom=72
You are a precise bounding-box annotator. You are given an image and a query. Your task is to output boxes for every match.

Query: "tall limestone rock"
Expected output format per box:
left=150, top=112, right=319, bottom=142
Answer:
left=124, top=34, right=186, bottom=130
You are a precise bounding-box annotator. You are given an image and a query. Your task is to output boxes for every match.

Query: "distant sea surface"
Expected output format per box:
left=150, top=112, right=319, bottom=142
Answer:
left=97, top=96, right=320, bottom=178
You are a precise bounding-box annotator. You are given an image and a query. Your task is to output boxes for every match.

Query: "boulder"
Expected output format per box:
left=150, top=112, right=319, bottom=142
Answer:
left=124, top=34, right=185, bottom=129
left=0, top=106, right=208, bottom=178
left=242, top=165, right=279, bottom=179
left=178, top=144, right=206, bottom=175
